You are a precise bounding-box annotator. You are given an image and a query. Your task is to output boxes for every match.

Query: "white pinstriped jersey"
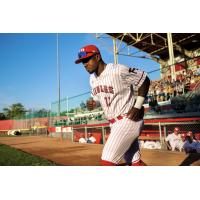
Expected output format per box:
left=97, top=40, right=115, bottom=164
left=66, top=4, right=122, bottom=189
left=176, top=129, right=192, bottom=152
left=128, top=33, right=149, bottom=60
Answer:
left=90, top=63, right=147, bottom=120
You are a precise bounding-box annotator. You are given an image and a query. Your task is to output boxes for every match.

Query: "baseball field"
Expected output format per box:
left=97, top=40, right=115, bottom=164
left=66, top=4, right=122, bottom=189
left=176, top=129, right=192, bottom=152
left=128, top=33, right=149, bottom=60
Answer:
left=0, top=135, right=199, bottom=166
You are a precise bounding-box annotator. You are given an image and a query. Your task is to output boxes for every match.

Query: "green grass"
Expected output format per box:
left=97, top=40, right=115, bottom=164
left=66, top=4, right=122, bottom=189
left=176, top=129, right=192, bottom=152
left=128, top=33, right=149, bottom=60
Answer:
left=0, top=134, right=16, bottom=137
left=0, top=144, right=58, bottom=166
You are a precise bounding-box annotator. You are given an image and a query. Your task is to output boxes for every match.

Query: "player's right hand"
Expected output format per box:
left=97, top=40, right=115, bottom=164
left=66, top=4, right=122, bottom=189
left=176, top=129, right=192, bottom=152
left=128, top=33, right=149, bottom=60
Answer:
left=86, top=99, right=96, bottom=111
left=127, top=106, right=144, bottom=122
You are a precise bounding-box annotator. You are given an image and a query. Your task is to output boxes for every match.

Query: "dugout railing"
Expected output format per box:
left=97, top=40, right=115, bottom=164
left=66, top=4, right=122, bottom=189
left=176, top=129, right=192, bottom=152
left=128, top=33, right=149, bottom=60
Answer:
left=72, top=121, right=200, bottom=149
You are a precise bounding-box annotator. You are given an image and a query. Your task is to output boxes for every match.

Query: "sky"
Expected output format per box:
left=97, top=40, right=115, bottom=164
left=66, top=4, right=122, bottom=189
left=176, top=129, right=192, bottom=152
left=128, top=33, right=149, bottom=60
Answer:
left=0, top=33, right=161, bottom=112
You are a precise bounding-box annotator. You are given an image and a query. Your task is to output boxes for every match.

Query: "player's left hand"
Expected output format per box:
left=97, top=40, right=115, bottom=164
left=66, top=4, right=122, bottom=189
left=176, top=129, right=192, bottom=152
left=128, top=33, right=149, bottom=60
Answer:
left=127, top=106, right=144, bottom=122
left=86, top=99, right=96, bottom=111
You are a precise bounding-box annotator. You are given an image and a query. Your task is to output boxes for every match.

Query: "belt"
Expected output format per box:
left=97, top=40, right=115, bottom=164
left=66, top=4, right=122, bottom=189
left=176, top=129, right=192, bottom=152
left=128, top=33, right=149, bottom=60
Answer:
left=108, top=114, right=127, bottom=124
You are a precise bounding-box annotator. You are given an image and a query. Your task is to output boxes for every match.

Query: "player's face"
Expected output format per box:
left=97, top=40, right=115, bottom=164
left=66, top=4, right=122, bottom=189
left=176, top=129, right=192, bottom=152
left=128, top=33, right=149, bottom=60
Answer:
left=82, top=55, right=99, bottom=74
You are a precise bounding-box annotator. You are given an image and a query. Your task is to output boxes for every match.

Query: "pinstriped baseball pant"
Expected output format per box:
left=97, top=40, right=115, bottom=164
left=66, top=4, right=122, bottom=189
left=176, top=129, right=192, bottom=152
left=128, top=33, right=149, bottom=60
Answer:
left=101, top=118, right=144, bottom=164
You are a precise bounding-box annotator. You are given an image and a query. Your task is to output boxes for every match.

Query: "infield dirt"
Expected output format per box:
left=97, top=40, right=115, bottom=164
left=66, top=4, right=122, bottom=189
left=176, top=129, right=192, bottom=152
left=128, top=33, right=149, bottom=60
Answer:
left=0, top=136, right=199, bottom=166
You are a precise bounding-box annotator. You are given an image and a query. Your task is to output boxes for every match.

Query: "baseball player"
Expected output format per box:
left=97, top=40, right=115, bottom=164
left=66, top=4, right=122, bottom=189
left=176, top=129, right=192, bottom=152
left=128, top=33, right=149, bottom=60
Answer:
left=165, top=127, right=183, bottom=151
left=75, top=45, right=150, bottom=166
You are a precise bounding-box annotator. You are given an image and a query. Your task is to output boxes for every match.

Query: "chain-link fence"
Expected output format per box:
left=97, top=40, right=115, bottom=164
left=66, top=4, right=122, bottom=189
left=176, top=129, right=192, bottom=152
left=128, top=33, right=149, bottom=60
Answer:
left=163, top=121, right=200, bottom=140
left=49, top=91, right=106, bottom=127
left=71, top=121, right=200, bottom=148
left=48, top=55, right=200, bottom=127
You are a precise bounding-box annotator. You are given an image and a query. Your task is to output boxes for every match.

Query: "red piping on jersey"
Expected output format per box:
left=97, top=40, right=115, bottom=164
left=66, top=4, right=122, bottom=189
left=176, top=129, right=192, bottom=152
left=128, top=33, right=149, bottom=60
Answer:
left=108, top=114, right=127, bottom=124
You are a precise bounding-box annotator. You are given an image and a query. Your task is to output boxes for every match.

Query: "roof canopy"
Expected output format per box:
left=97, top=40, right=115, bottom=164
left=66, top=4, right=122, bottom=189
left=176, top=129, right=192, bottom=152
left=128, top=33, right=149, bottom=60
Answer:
left=107, top=33, right=200, bottom=61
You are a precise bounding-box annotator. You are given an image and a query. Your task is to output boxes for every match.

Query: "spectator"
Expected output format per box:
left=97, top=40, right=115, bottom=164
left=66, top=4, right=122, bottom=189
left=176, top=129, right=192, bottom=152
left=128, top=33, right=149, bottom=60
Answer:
left=196, top=66, right=200, bottom=76
left=179, top=135, right=200, bottom=166
left=87, top=133, right=96, bottom=144
left=146, top=65, right=200, bottom=104
left=182, top=135, right=199, bottom=153
left=165, top=127, right=183, bottom=151
left=186, top=131, right=197, bottom=142
left=79, top=134, right=87, bottom=143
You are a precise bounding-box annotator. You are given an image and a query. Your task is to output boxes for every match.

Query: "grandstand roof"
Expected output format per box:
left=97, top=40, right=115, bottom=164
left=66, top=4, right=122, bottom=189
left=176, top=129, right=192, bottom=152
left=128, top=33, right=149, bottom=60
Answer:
left=107, top=33, right=200, bottom=61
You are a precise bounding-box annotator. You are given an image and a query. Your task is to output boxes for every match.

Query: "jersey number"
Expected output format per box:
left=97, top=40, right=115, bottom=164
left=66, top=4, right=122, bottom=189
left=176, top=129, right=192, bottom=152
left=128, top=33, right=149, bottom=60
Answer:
left=104, top=97, right=111, bottom=107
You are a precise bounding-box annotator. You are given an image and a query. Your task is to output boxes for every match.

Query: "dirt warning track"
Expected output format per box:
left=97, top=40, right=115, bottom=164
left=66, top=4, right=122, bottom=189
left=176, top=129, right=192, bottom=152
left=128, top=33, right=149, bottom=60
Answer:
left=0, top=136, right=199, bottom=166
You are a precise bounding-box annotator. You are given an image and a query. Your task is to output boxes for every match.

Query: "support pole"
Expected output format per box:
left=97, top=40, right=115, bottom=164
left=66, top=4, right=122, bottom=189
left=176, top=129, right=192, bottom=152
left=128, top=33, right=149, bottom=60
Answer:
left=57, top=33, right=61, bottom=118
left=113, top=37, right=118, bottom=64
left=71, top=127, right=74, bottom=142
left=66, top=96, right=69, bottom=125
left=85, top=126, right=87, bottom=140
left=160, top=63, right=163, bottom=79
left=159, top=122, right=162, bottom=141
left=102, top=126, right=105, bottom=144
left=167, top=33, right=176, bottom=81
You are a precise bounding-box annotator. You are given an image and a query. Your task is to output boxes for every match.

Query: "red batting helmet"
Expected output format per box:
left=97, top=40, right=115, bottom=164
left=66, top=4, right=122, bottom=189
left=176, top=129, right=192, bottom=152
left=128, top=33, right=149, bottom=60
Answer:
left=75, top=45, right=100, bottom=64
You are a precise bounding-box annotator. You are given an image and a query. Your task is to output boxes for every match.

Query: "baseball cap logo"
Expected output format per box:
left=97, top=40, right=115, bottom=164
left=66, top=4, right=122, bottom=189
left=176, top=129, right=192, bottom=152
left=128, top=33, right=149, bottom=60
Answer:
left=75, top=45, right=100, bottom=64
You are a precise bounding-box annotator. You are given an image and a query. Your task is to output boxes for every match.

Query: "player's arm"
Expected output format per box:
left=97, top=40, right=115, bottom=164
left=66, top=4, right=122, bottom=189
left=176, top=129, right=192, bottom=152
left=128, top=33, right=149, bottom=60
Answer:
left=164, top=136, right=172, bottom=150
left=127, top=76, right=150, bottom=121
left=165, top=141, right=172, bottom=150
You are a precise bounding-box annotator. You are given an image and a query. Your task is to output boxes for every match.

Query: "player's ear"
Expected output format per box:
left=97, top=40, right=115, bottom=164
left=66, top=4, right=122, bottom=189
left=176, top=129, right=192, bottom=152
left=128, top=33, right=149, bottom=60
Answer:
left=96, top=53, right=101, bottom=61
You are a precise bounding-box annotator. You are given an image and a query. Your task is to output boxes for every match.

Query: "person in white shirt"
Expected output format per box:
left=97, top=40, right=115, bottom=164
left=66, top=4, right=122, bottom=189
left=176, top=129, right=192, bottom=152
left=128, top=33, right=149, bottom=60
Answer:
left=165, top=127, right=182, bottom=151
left=75, top=44, right=150, bottom=166
left=79, top=134, right=87, bottom=144
left=87, top=133, right=96, bottom=144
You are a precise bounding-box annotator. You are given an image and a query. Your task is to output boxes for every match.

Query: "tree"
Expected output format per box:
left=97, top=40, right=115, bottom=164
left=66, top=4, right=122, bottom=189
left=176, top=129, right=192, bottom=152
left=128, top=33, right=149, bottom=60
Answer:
left=0, top=112, right=6, bottom=120
left=3, top=103, right=26, bottom=119
left=68, top=108, right=75, bottom=113
left=35, top=108, right=49, bottom=117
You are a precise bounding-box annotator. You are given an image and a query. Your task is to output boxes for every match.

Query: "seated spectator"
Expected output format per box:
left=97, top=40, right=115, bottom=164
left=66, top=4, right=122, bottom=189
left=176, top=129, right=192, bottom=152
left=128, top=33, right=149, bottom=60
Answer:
left=183, top=135, right=200, bottom=154
left=196, top=66, right=200, bottom=76
left=165, top=127, right=183, bottom=151
left=87, top=133, right=96, bottom=144
left=149, top=98, right=158, bottom=111
left=179, top=135, right=200, bottom=166
left=186, top=131, right=197, bottom=142
left=79, top=134, right=87, bottom=143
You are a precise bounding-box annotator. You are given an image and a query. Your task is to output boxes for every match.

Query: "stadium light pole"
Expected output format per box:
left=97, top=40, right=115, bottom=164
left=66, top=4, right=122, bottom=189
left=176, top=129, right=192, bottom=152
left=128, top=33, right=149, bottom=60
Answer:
left=56, top=33, right=61, bottom=118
